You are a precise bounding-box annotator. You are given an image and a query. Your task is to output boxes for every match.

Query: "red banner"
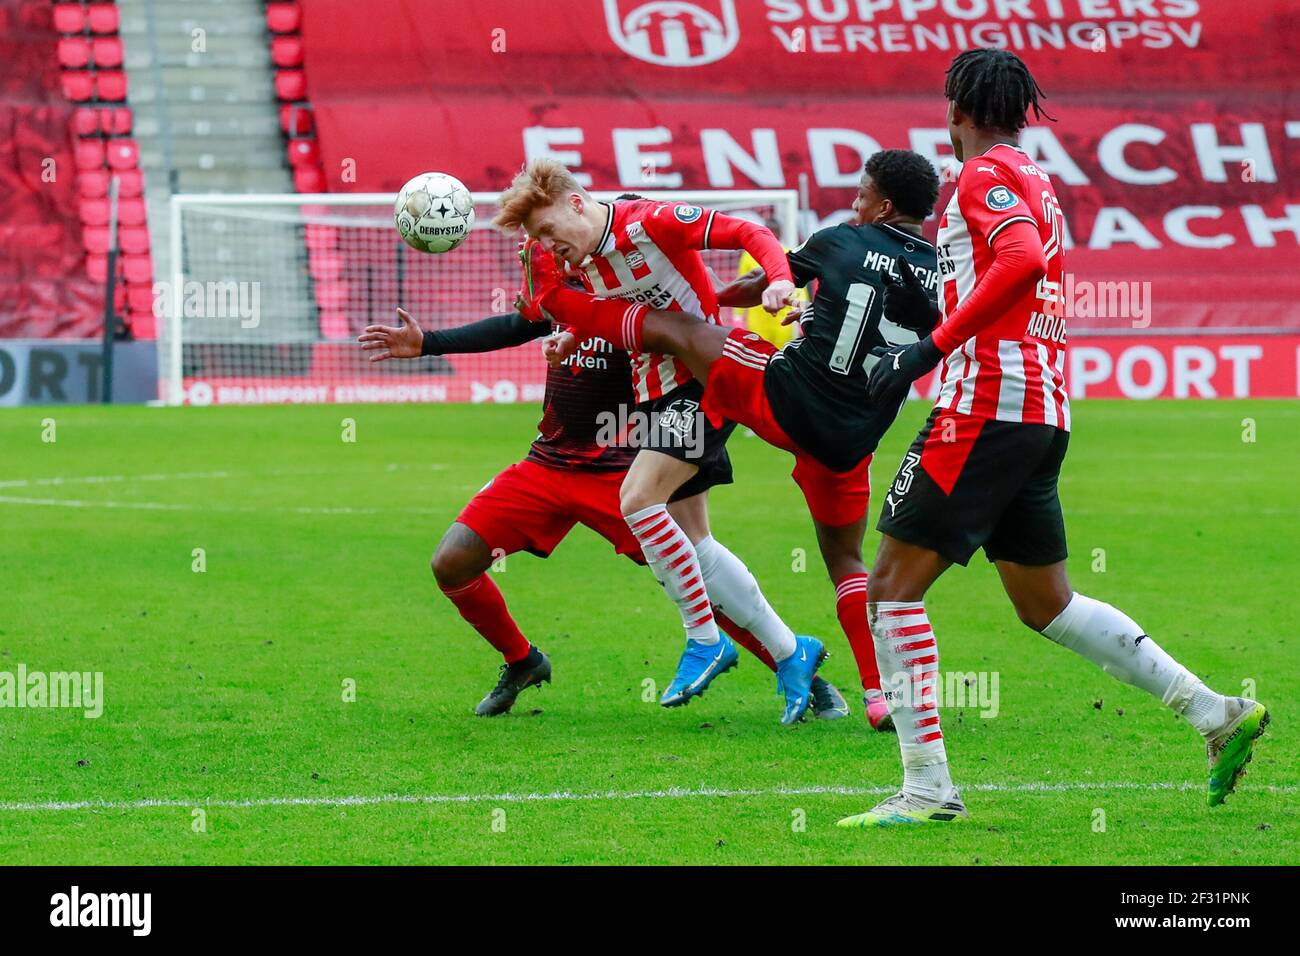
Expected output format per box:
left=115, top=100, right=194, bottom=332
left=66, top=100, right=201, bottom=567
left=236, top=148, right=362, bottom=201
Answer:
left=299, top=1, right=1300, bottom=334
left=180, top=334, right=1300, bottom=404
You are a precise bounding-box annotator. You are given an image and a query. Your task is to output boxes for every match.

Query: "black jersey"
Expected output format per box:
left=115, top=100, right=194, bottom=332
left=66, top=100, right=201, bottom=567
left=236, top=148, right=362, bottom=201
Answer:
left=529, top=328, right=637, bottom=473
left=423, top=310, right=635, bottom=473
left=763, top=221, right=940, bottom=473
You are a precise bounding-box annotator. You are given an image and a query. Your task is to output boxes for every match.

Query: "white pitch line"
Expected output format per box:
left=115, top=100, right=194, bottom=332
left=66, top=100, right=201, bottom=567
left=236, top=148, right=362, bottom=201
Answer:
left=0, top=464, right=452, bottom=515
left=0, top=470, right=232, bottom=489
left=0, top=495, right=444, bottom=517
left=1, top=780, right=1296, bottom=814
left=0, top=463, right=446, bottom=491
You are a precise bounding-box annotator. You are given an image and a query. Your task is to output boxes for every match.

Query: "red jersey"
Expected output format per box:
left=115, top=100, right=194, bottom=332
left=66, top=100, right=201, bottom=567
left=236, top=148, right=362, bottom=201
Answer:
left=932, top=144, right=1071, bottom=431
left=575, top=199, right=792, bottom=404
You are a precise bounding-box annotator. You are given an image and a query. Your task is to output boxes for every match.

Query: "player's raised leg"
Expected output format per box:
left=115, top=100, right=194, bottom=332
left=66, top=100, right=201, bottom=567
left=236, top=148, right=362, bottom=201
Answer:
left=999, top=561, right=1270, bottom=808
left=431, top=522, right=551, bottom=716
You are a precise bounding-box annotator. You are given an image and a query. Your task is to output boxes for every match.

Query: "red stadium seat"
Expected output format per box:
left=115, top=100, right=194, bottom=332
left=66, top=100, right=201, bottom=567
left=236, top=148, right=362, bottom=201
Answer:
left=279, top=104, right=313, bottom=135
left=85, top=253, right=109, bottom=284
left=71, top=108, right=100, bottom=137
left=103, top=107, right=132, bottom=135
left=92, top=37, right=125, bottom=69
left=266, top=2, right=303, bottom=34
left=105, top=139, right=139, bottom=170
left=319, top=311, right=351, bottom=340
left=78, top=170, right=110, bottom=198
left=313, top=280, right=348, bottom=311
left=287, top=139, right=319, bottom=167
left=274, top=70, right=306, bottom=101
left=114, top=168, right=144, bottom=197
left=126, top=286, right=157, bottom=315
left=57, top=37, right=92, bottom=69
left=122, top=254, right=153, bottom=284
left=79, top=198, right=111, bottom=226
left=118, top=198, right=147, bottom=226
left=53, top=3, right=86, bottom=34
left=293, top=165, right=326, bottom=193
left=87, top=3, right=121, bottom=35
left=128, top=310, right=158, bottom=340
left=119, top=226, right=151, bottom=255
left=95, top=71, right=128, bottom=101
left=271, top=36, right=304, bottom=68
left=304, top=224, right=338, bottom=251
left=74, top=139, right=106, bottom=170
left=308, top=251, right=342, bottom=281
left=61, top=71, right=94, bottom=102
left=82, top=226, right=111, bottom=254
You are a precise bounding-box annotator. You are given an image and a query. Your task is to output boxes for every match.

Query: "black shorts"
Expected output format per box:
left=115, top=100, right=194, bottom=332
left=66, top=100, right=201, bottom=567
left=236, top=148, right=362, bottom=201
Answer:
left=635, top=379, right=736, bottom=503
left=876, top=407, right=1069, bottom=567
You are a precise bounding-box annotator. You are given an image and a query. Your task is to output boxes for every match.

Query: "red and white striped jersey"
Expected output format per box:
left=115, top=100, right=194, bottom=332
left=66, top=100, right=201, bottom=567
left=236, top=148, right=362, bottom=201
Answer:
left=933, top=144, right=1071, bottom=430
left=575, top=199, right=785, bottom=404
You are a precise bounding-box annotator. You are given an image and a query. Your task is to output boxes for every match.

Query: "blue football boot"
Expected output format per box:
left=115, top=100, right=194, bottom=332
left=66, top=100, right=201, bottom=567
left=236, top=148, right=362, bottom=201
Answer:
left=660, top=635, right=740, bottom=707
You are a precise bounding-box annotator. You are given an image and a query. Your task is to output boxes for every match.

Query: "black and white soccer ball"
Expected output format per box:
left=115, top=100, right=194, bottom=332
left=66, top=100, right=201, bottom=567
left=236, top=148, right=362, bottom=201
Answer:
left=394, top=172, right=475, bottom=253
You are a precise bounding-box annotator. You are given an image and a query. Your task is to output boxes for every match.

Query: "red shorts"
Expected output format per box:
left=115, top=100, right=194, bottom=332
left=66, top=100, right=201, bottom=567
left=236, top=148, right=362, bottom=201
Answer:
left=457, top=458, right=643, bottom=562
left=702, top=328, right=872, bottom=528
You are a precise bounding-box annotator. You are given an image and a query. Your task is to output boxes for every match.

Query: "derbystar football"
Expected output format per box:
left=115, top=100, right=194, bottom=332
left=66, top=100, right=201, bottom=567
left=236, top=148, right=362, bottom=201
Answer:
left=394, top=172, right=475, bottom=253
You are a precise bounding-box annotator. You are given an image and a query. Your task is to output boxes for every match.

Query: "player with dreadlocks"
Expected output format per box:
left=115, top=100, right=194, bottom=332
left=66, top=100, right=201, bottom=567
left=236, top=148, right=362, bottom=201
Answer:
left=831, top=48, right=1270, bottom=827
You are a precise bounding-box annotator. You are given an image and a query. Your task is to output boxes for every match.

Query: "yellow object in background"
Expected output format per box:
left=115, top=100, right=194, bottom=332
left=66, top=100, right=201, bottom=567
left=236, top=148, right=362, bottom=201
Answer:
left=735, top=249, right=807, bottom=348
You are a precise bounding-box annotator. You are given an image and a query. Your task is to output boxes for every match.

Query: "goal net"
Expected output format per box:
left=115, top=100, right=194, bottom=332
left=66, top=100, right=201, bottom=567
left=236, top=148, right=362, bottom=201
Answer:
left=158, top=190, right=801, bottom=405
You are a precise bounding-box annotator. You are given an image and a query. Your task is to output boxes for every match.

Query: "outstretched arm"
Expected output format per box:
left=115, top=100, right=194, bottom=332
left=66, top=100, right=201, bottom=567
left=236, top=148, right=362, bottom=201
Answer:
left=715, top=267, right=768, bottom=308
left=706, top=215, right=795, bottom=312
left=358, top=308, right=549, bottom=362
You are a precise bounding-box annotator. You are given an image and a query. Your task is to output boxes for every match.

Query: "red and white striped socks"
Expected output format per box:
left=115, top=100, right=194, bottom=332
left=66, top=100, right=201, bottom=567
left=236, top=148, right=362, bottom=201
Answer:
left=871, top=600, right=954, bottom=800
left=625, top=504, right=717, bottom=643
left=834, top=573, right=881, bottom=692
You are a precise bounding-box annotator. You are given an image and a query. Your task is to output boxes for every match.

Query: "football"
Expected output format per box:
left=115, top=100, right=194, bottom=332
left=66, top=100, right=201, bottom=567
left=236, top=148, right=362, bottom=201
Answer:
left=394, top=171, right=475, bottom=253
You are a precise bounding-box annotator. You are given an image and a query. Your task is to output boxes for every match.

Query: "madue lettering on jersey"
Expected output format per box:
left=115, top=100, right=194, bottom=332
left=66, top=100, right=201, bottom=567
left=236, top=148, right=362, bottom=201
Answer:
left=1025, top=311, right=1068, bottom=344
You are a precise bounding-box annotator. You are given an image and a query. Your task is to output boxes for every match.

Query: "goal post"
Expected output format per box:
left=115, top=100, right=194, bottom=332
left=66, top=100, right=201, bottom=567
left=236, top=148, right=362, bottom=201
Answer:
left=158, top=189, right=801, bottom=406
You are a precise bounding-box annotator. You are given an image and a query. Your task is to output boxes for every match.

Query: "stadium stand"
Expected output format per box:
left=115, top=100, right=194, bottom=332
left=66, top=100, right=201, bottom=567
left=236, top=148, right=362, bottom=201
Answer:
left=2, top=0, right=320, bottom=342
left=50, top=0, right=151, bottom=337
left=0, top=0, right=112, bottom=337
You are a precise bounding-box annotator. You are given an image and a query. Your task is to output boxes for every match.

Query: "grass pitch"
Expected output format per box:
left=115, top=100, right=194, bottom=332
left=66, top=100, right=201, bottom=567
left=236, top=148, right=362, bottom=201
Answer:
left=0, top=400, right=1295, bottom=865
